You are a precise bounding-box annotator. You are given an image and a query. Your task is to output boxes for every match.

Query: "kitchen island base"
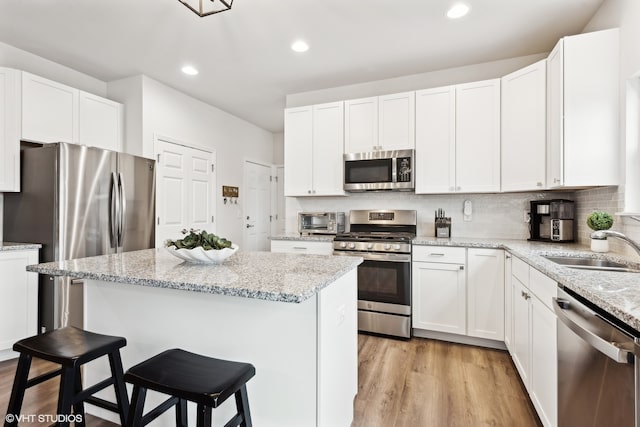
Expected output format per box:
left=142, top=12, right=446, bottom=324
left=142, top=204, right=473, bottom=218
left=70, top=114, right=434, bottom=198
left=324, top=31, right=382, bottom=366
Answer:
left=82, top=269, right=357, bottom=427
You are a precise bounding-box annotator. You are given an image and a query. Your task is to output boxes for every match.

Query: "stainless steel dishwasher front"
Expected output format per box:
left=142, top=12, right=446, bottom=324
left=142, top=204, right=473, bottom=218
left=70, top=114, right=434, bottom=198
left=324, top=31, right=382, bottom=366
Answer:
left=554, top=287, right=639, bottom=427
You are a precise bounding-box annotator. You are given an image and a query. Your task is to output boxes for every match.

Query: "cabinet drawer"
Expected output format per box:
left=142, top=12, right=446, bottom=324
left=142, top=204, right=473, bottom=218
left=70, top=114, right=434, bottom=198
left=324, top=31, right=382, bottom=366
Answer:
left=512, top=256, right=530, bottom=286
left=270, top=240, right=333, bottom=256
left=529, top=267, right=557, bottom=310
left=412, top=246, right=466, bottom=264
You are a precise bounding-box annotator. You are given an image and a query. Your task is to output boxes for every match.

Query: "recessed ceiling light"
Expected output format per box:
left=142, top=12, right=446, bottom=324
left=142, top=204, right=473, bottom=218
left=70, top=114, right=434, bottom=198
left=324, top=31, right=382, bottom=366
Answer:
left=447, top=3, right=470, bottom=19
left=181, top=65, right=199, bottom=76
left=291, top=40, right=309, bottom=53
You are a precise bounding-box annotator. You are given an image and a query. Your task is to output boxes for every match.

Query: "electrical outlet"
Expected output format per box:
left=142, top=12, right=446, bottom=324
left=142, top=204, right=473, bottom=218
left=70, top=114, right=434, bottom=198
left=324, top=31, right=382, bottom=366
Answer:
left=524, top=211, right=531, bottom=223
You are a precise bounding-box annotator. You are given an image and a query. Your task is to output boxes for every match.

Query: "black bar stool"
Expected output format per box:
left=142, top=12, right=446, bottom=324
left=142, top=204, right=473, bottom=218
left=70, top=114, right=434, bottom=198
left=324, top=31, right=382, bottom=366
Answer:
left=4, top=326, right=129, bottom=427
left=124, top=348, right=255, bottom=427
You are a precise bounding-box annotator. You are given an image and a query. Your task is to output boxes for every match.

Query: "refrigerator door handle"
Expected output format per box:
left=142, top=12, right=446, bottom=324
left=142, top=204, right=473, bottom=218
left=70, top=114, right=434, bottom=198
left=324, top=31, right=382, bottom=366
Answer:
left=109, top=172, right=119, bottom=248
left=118, top=172, right=127, bottom=249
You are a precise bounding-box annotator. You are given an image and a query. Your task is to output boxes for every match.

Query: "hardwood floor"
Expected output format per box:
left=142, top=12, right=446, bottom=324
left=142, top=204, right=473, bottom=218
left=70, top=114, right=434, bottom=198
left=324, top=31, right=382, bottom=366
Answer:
left=353, top=334, right=542, bottom=427
left=0, top=335, right=540, bottom=426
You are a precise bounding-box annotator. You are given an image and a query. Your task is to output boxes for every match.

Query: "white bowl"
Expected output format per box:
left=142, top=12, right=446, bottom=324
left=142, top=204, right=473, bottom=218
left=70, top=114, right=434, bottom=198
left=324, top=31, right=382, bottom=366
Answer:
left=166, top=244, right=239, bottom=264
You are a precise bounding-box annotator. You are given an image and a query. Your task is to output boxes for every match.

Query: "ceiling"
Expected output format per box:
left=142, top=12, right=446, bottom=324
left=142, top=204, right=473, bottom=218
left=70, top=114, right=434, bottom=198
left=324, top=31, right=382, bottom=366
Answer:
left=0, top=0, right=604, bottom=133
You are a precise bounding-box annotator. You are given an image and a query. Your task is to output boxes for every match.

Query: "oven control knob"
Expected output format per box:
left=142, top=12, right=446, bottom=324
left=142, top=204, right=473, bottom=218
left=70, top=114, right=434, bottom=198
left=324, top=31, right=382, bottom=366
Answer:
left=339, top=242, right=347, bottom=248
left=384, top=244, right=391, bottom=250
left=394, top=244, right=401, bottom=250
left=348, top=242, right=356, bottom=249
left=367, top=243, right=374, bottom=249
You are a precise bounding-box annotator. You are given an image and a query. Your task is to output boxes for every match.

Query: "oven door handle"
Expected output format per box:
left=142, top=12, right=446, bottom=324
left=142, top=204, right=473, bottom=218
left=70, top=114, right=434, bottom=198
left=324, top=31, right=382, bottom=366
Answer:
left=553, top=297, right=635, bottom=363
left=334, top=251, right=410, bottom=263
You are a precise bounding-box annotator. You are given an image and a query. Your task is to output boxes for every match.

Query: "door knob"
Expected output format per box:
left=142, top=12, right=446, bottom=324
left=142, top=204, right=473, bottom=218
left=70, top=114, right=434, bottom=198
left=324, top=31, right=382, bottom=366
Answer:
left=246, top=224, right=255, bottom=228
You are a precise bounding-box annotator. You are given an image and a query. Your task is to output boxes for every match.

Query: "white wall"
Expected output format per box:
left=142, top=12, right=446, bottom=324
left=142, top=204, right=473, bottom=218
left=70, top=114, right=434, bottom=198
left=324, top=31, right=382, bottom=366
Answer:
left=286, top=53, right=547, bottom=108
left=108, top=75, right=275, bottom=246
left=273, top=132, right=284, bottom=165
left=0, top=41, right=106, bottom=96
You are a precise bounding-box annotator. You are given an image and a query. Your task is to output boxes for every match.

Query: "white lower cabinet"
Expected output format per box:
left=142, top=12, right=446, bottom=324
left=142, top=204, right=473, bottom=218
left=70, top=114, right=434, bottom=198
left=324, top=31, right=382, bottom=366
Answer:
left=0, top=250, right=39, bottom=361
left=509, top=256, right=557, bottom=427
left=270, top=239, right=333, bottom=255
left=467, top=248, right=504, bottom=340
left=412, top=246, right=504, bottom=343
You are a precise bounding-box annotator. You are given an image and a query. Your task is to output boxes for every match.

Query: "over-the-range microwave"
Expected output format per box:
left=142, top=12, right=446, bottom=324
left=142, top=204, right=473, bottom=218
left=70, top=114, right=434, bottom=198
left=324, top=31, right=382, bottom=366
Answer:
left=343, top=149, right=414, bottom=192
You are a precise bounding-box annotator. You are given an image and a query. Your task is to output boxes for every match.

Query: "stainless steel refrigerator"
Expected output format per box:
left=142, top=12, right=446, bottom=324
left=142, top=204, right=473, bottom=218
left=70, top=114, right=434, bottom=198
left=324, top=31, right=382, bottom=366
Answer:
left=3, top=142, right=155, bottom=332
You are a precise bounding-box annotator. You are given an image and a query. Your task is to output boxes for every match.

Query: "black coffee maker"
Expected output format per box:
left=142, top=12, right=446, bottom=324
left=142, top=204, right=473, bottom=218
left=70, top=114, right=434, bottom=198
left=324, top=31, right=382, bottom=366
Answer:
left=529, top=199, right=575, bottom=242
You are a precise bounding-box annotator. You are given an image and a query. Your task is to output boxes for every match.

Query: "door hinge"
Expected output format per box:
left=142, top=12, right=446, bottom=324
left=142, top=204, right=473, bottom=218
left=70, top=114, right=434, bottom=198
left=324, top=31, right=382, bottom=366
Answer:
left=157, top=154, right=160, bottom=163
left=275, top=176, right=278, bottom=183
left=211, top=215, right=215, bottom=222
left=270, top=215, right=273, bottom=222
left=157, top=217, right=160, bottom=225
left=270, top=176, right=273, bottom=182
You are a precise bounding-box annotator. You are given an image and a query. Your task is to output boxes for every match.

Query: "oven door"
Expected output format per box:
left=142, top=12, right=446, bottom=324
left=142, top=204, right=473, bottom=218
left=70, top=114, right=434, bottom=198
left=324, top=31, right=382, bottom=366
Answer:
left=335, top=251, right=411, bottom=315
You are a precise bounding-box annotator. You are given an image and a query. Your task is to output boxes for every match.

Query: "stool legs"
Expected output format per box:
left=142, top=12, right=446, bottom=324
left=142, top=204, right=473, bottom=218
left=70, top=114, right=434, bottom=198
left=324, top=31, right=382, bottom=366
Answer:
left=4, top=354, right=32, bottom=427
left=196, top=405, right=212, bottom=427
left=235, top=385, right=252, bottom=427
left=128, top=385, right=147, bottom=427
left=176, top=399, right=188, bottom=427
left=56, top=366, right=75, bottom=427
left=109, top=350, right=130, bottom=425
left=73, top=367, right=87, bottom=427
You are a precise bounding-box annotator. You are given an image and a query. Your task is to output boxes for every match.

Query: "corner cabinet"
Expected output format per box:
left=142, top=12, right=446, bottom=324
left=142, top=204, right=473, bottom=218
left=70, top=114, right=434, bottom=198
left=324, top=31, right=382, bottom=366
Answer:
left=415, top=79, right=500, bottom=194
left=0, top=67, right=20, bottom=192
left=0, top=249, right=39, bottom=361
left=501, top=60, right=547, bottom=192
left=344, top=92, right=415, bottom=153
left=467, top=248, right=504, bottom=341
left=547, top=28, right=619, bottom=188
left=284, top=102, right=345, bottom=197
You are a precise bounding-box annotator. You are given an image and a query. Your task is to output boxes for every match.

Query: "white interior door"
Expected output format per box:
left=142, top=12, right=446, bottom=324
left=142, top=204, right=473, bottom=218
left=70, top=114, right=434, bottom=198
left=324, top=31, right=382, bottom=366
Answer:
left=244, top=161, right=272, bottom=251
left=155, top=136, right=216, bottom=247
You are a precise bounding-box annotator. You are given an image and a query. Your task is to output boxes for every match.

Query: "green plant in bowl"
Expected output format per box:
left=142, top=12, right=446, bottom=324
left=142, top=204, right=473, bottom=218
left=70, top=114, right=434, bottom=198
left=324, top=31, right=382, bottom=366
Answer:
left=166, top=229, right=232, bottom=250
left=586, top=211, right=614, bottom=233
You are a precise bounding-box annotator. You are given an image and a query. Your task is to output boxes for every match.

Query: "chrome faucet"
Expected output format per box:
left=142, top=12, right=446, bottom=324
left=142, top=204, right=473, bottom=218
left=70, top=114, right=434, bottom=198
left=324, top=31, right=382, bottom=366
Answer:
left=591, top=230, right=640, bottom=257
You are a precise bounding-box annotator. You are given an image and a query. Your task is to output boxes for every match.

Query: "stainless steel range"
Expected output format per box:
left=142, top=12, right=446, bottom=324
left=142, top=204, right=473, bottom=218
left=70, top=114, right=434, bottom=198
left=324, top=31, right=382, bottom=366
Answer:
left=333, top=210, right=416, bottom=338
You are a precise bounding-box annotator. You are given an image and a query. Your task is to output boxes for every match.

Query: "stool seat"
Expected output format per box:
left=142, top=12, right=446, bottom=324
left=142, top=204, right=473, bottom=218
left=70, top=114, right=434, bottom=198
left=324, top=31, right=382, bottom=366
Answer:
left=125, top=349, right=255, bottom=407
left=14, top=326, right=126, bottom=367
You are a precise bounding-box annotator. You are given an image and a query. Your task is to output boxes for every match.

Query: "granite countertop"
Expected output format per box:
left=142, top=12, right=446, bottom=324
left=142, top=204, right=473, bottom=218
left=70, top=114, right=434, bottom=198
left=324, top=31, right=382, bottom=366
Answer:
left=0, top=242, right=42, bottom=251
left=269, top=234, right=336, bottom=242
left=414, top=236, right=640, bottom=331
left=26, top=248, right=362, bottom=303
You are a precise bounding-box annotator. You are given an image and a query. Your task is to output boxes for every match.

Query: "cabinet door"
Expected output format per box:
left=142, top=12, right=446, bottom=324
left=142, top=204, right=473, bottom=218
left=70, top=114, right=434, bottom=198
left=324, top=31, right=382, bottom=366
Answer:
left=312, top=102, right=345, bottom=196
left=284, top=106, right=313, bottom=196
left=0, top=67, right=20, bottom=192
left=22, top=72, right=79, bottom=143
left=79, top=91, right=123, bottom=152
left=344, top=97, right=378, bottom=153
left=378, top=92, right=415, bottom=151
left=547, top=40, right=563, bottom=188
left=501, top=60, right=546, bottom=192
left=0, top=250, right=39, bottom=354
left=467, top=248, right=504, bottom=341
left=412, top=261, right=466, bottom=335
left=455, top=79, right=501, bottom=192
left=415, top=86, right=456, bottom=193
left=512, top=276, right=531, bottom=389
left=530, top=295, right=558, bottom=427
left=504, top=253, right=514, bottom=353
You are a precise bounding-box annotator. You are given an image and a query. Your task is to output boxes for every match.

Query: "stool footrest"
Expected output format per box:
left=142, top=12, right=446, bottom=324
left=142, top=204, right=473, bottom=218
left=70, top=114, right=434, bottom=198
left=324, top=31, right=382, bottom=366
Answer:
left=25, top=368, right=62, bottom=388
left=142, top=396, right=180, bottom=426
left=85, top=396, right=118, bottom=413
left=223, top=413, right=244, bottom=427
left=73, top=377, right=114, bottom=404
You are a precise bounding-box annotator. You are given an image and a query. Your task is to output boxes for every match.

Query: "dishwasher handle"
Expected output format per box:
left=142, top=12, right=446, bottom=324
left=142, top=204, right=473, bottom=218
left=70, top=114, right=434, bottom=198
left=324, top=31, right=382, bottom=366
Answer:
left=553, top=297, right=634, bottom=363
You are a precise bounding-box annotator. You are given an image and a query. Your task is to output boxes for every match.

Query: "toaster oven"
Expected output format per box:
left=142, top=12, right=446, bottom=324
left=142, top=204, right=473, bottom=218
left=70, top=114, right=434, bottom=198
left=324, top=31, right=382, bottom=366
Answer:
left=298, top=212, right=345, bottom=235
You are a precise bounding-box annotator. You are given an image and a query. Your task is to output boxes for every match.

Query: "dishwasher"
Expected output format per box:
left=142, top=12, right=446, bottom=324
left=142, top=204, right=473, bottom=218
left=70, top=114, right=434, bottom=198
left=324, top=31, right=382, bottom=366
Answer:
left=553, top=287, right=640, bottom=427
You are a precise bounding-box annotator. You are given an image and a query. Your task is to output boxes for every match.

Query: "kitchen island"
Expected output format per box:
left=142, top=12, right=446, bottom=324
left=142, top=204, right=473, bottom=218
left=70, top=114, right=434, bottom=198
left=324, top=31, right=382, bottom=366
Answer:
left=27, top=249, right=362, bottom=427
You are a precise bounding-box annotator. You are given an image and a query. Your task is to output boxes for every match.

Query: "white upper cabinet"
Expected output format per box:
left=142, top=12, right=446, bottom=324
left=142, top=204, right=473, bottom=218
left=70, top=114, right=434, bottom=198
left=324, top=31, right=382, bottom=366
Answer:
left=501, top=60, right=547, bottom=192
left=21, top=71, right=79, bottom=144
left=284, top=102, right=344, bottom=197
left=378, top=92, right=415, bottom=151
left=415, top=86, right=456, bottom=193
left=416, top=79, right=500, bottom=194
left=0, top=67, right=20, bottom=192
left=345, top=92, right=415, bottom=153
left=344, top=97, right=378, bottom=153
left=455, top=79, right=501, bottom=193
left=547, top=28, right=619, bottom=188
left=79, top=91, right=123, bottom=152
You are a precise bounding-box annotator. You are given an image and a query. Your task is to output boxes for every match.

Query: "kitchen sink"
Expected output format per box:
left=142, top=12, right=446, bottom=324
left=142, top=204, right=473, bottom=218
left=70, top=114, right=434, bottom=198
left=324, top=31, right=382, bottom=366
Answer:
left=543, top=255, right=640, bottom=273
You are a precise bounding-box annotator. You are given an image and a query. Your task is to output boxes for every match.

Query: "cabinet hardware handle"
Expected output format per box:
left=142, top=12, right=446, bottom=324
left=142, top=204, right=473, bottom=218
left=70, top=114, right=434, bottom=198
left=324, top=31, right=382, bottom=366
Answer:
left=475, top=254, right=496, bottom=257
left=429, top=253, right=445, bottom=256
left=536, top=182, right=543, bottom=187
left=459, top=265, right=464, bottom=270
left=293, top=247, right=307, bottom=250
left=506, top=255, right=512, bottom=259
left=308, top=190, right=311, bottom=194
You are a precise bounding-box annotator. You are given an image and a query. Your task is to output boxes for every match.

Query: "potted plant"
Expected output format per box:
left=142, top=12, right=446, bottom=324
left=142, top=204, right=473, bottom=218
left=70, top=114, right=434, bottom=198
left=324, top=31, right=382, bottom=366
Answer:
left=586, top=211, right=614, bottom=252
